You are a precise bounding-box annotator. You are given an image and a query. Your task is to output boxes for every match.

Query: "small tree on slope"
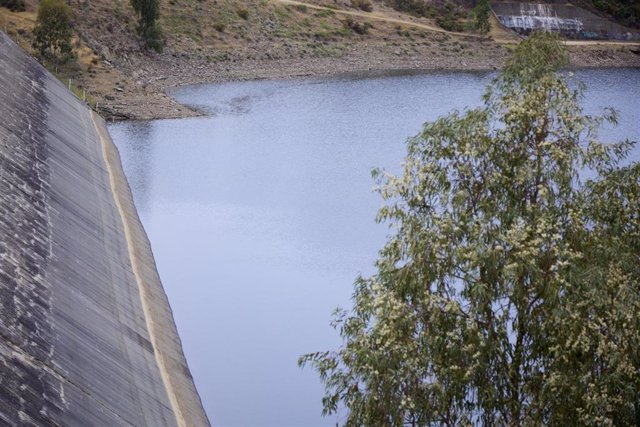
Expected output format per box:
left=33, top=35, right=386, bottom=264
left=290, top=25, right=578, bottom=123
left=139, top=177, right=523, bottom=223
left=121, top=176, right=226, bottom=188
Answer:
left=300, top=32, right=640, bottom=426
left=32, top=0, right=73, bottom=62
left=130, top=0, right=163, bottom=52
left=471, top=0, right=491, bottom=33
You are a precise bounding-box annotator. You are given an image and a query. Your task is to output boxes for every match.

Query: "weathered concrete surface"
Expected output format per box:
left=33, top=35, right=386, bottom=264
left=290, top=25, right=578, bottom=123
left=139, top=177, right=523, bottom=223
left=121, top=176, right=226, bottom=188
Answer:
left=492, top=2, right=640, bottom=41
left=0, top=32, right=210, bottom=426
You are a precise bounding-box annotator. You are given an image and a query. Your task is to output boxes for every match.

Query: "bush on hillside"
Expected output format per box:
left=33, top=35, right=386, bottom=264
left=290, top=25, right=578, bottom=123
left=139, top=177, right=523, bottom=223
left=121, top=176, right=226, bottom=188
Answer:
left=470, top=0, right=491, bottom=33
left=32, top=0, right=74, bottom=62
left=344, top=16, right=372, bottom=34
left=351, top=0, right=373, bottom=12
left=385, top=0, right=427, bottom=17
left=437, top=13, right=464, bottom=32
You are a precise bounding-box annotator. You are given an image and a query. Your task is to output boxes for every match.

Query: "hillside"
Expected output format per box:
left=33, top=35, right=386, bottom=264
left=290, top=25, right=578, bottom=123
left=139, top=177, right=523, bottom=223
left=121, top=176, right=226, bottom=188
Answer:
left=1, top=0, right=639, bottom=119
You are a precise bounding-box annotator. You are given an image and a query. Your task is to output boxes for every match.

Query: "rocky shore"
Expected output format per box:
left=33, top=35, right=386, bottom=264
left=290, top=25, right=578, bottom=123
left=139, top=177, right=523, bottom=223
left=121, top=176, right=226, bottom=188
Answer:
left=95, top=41, right=640, bottom=121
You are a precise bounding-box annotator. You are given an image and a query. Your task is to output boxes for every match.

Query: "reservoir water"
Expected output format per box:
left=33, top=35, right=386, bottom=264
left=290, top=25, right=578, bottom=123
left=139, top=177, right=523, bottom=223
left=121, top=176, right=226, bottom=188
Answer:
left=109, top=69, right=640, bottom=427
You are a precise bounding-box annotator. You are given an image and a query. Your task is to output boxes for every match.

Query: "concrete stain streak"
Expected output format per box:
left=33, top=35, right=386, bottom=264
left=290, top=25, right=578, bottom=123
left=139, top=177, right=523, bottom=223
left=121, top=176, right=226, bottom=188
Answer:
left=0, top=31, right=210, bottom=426
left=0, top=31, right=65, bottom=425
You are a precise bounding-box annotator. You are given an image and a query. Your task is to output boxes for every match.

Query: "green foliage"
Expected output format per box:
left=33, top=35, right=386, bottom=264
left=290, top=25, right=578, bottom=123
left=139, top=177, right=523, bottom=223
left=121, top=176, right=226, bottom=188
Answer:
left=385, top=0, right=465, bottom=32
left=142, top=22, right=164, bottom=52
left=384, top=0, right=428, bottom=17
left=300, top=32, right=640, bottom=426
left=131, top=0, right=164, bottom=52
left=470, top=0, right=491, bottom=33
left=344, top=16, right=372, bottom=35
left=436, top=12, right=463, bottom=32
left=591, top=0, right=640, bottom=28
left=314, top=8, right=335, bottom=18
left=32, top=0, right=73, bottom=62
left=351, top=0, right=373, bottom=13
left=0, top=0, right=26, bottom=12
left=237, top=8, right=249, bottom=20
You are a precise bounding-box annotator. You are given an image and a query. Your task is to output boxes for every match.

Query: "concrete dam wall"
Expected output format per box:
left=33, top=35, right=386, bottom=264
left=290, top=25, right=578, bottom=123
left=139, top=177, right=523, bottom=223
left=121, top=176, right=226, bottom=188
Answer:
left=0, top=32, right=210, bottom=426
left=492, top=2, right=640, bottom=41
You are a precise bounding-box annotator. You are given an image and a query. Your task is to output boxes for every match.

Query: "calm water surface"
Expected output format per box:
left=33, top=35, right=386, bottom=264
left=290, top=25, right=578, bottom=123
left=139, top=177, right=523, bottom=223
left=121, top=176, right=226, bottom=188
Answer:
left=109, top=69, right=640, bottom=427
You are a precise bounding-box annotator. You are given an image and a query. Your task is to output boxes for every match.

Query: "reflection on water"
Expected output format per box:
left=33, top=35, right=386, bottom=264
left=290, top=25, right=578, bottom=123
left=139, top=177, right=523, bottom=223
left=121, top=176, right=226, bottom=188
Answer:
left=109, top=68, right=640, bottom=427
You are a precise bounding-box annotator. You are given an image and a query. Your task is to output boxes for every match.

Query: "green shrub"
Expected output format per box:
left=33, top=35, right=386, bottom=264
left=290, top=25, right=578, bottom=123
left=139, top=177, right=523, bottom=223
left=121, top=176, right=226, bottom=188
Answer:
left=314, top=8, right=335, bottom=18
left=436, top=13, right=464, bottom=32
left=384, top=0, right=427, bottom=17
left=237, top=8, right=249, bottom=20
left=470, top=0, right=491, bottom=33
left=344, top=16, right=372, bottom=34
left=213, top=22, right=226, bottom=32
left=351, top=0, right=373, bottom=12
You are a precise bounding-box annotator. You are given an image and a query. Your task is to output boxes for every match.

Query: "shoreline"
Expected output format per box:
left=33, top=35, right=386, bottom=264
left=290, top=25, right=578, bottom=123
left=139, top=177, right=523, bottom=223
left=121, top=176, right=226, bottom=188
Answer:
left=99, top=43, right=640, bottom=122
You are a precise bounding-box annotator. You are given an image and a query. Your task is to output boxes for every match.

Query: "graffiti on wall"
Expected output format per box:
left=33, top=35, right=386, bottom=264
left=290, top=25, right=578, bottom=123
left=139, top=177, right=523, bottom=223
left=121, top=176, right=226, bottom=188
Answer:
left=492, top=2, right=640, bottom=41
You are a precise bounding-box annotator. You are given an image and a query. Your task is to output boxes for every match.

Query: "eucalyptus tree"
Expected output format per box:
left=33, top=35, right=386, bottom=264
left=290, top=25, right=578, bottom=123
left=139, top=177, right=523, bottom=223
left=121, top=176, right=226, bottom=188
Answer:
left=300, top=32, right=640, bottom=426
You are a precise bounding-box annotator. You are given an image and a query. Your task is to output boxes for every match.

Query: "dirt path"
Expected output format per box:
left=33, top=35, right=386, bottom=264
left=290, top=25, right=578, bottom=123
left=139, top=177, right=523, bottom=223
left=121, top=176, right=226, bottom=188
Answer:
left=564, top=39, right=640, bottom=46
left=272, top=0, right=480, bottom=37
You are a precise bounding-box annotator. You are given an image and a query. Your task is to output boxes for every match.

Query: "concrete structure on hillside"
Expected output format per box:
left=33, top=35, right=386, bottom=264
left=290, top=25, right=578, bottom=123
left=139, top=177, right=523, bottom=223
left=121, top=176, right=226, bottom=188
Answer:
left=0, top=32, right=210, bottom=426
left=492, top=2, right=640, bottom=40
